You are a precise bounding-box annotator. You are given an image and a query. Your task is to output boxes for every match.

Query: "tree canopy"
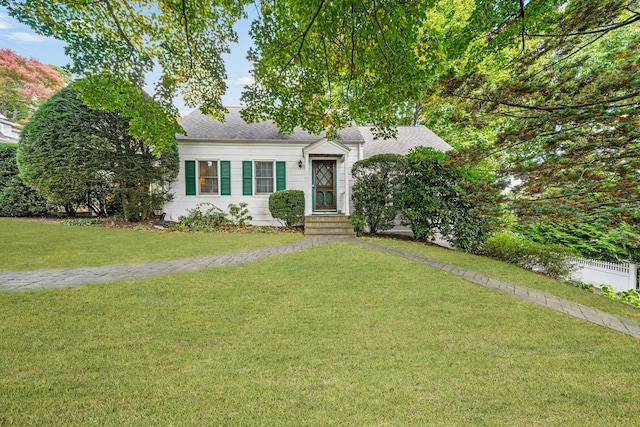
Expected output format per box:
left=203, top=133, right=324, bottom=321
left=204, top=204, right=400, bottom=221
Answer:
left=0, top=48, right=66, bottom=123
left=0, top=0, right=250, bottom=149
left=18, top=84, right=179, bottom=221
left=3, top=0, right=638, bottom=224
left=440, top=0, right=640, bottom=225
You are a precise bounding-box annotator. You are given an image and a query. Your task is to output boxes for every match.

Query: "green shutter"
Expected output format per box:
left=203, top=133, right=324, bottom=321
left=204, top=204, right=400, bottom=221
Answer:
left=276, top=161, right=286, bottom=191
left=220, top=160, right=231, bottom=195
left=242, top=161, right=252, bottom=195
left=185, top=160, right=196, bottom=196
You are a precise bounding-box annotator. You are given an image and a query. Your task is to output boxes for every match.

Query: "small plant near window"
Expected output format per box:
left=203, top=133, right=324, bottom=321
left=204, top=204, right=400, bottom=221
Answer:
left=269, top=190, right=304, bottom=226
left=177, top=203, right=229, bottom=231
left=228, top=202, right=252, bottom=227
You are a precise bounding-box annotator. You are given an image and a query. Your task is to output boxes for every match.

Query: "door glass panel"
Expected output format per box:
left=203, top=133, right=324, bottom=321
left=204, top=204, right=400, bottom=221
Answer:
left=316, top=164, right=333, bottom=186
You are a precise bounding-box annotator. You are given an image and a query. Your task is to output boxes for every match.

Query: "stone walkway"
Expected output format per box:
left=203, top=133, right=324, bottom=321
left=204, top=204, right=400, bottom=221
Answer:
left=0, top=237, right=339, bottom=291
left=2, top=237, right=639, bottom=338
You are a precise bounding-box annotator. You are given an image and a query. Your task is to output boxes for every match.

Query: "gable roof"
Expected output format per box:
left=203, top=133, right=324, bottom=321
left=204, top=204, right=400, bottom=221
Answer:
left=359, top=126, right=453, bottom=157
left=176, top=108, right=453, bottom=157
left=178, top=107, right=364, bottom=142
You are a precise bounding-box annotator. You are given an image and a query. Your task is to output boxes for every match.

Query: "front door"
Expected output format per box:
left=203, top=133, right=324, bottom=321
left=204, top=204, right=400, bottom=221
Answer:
left=313, top=160, right=336, bottom=211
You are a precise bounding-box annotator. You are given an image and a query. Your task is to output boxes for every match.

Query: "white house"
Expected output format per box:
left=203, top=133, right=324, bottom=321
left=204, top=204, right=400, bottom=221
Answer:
left=163, top=108, right=453, bottom=226
left=0, top=114, right=21, bottom=144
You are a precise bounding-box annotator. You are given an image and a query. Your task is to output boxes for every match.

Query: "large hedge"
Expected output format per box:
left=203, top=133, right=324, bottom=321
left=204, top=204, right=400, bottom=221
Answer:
left=0, top=143, right=48, bottom=216
left=398, top=147, right=505, bottom=251
left=351, top=153, right=407, bottom=233
left=18, top=85, right=179, bottom=221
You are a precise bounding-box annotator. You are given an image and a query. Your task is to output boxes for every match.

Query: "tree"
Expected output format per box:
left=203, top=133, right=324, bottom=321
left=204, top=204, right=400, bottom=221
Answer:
left=0, top=48, right=65, bottom=123
left=434, top=0, right=640, bottom=225
left=351, top=154, right=407, bottom=234
left=241, top=0, right=434, bottom=138
left=1, top=0, right=249, bottom=150
left=18, top=83, right=179, bottom=221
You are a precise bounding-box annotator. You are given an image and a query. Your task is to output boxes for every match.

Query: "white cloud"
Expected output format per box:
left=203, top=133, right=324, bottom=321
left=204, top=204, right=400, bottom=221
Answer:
left=0, top=14, right=14, bottom=30
left=228, top=76, right=254, bottom=86
left=7, top=32, right=48, bottom=42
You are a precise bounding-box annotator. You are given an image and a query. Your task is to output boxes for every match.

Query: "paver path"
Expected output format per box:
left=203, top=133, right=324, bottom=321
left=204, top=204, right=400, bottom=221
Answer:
left=2, top=237, right=639, bottom=338
left=0, top=237, right=338, bottom=291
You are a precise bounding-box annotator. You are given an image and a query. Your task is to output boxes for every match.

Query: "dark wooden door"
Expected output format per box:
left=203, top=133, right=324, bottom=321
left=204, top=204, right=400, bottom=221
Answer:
left=313, top=160, right=336, bottom=211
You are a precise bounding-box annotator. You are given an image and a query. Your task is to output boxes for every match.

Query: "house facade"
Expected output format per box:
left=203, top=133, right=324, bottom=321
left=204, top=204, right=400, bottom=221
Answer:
left=163, top=108, right=452, bottom=226
left=0, top=114, right=21, bottom=144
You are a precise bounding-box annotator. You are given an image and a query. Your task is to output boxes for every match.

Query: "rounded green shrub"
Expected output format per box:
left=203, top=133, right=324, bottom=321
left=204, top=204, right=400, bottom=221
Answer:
left=269, top=190, right=304, bottom=226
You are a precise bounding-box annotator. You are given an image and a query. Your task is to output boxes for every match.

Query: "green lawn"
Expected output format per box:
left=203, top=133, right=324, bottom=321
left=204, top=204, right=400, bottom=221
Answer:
left=0, top=218, right=303, bottom=271
left=1, top=232, right=640, bottom=425
left=366, top=236, right=640, bottom=324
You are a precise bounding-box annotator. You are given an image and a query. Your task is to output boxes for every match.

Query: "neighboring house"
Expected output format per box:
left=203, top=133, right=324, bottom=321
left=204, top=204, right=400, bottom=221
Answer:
left=0, top=114, right=21, bottom=144
left=163, top=108, right=453, bottom=225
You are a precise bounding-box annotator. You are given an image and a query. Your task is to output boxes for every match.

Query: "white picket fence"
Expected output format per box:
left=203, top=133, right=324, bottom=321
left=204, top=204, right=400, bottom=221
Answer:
left=568, top=257, right=638, bottom=293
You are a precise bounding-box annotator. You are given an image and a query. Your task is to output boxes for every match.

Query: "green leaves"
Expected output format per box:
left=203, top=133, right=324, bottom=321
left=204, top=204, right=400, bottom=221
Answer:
left=400, top=148, right=506, bottom=251
left=444, top=0, right=640, bottom=225
left=1, top=0, right=250, bottom=147
left=18, top=85, right=179, bottom=221
left=243, top=0, right=433, bottom=136
left=351, top=154, right=407, bottom=233
left=74, top=74, right=183, bottom=154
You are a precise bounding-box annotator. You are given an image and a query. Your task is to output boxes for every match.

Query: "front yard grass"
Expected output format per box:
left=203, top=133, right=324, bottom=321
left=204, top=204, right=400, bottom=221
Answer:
left=1, top=242, right=640, bottom=425
left=366, top=236, right=640, bottom=324
left=0, top=218, right=303, bottom=271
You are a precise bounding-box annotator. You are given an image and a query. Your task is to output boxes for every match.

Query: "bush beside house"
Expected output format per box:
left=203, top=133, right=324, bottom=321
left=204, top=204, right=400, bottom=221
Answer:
left=0, top=143, right=48, bottom=216
left=269, top=190, right=305, bottom=226
left=351, top=154, right=407, bottom=234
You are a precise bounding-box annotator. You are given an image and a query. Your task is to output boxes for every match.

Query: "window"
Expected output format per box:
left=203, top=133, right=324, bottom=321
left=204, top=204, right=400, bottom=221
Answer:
left=242, top=160, right=286, bottom=195
left=255, top=161, right=274, bottom=194
left=199, top=160, right=218, bottom=194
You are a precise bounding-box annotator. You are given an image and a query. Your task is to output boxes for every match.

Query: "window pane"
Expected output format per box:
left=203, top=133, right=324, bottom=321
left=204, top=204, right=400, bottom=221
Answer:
left=256, top=178, right=273, bottom=194
left=199, top=161, right=217, bottom=178
left=256, top=161, right=273, bottom=178
left=255, top=161, right=274, bottom=193
left=199, top=161, right=218, bottom=194
left=201, top=178, right=218, bottom=194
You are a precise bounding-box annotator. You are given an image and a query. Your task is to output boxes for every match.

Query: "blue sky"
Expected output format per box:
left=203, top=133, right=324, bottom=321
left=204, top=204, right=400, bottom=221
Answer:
left=0, top=6, right=255, bottom=114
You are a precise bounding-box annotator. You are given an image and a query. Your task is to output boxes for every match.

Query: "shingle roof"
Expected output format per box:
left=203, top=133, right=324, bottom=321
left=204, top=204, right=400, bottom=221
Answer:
left=177, top=107, right=364, bottom=142
left=177, top=108, right=453, bottom=157
left=360, top=126, right=453, bottom=158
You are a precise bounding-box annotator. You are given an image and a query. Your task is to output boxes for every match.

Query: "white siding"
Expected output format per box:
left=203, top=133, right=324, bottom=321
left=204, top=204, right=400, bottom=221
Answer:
left=164, top=139, right=362, bottom=226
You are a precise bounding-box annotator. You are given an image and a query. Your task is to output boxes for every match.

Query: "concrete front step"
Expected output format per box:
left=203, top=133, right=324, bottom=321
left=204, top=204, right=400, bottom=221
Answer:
left=304, top=215, right=356, bottom=237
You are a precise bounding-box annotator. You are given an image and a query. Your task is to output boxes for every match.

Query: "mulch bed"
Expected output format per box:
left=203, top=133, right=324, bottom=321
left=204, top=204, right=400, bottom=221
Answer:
left=5, top=215, right=304, bottom=233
